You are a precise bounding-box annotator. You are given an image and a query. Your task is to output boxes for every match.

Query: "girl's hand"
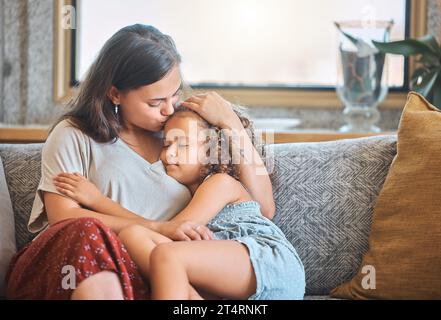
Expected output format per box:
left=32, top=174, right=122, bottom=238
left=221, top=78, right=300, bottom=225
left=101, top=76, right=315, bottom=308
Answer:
left=180, top=91, right=243, bottom=129
left=156, top=220, right=215, bottom=241
left=53, top=172, right=103, bottom=209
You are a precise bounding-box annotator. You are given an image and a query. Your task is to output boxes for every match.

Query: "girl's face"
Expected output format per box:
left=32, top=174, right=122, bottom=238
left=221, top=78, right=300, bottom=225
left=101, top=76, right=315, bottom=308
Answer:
left=115, top=64, right=182, bottom=133
left=160, top=113, right=209, bottom=187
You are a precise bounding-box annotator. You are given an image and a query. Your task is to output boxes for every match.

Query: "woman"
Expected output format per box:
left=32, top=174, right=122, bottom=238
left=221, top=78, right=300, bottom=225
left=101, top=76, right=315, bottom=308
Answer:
left=5, top=24, right=274, bottom=300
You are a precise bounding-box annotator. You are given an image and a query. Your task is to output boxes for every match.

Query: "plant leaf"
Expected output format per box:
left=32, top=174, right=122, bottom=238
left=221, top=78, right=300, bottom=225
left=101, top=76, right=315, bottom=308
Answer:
left=411, top=68, right=440, bottom=97
left=372, top=39, right=439, bottom=57
left=432, top=76, right=441, bottom=109
left=410, top=67, right=431, bottom=88
left=334, top=22, right=359, bottom=46
left=417, top=34, right=441, bottom=57
left=417, top=54, right=441, bottom=68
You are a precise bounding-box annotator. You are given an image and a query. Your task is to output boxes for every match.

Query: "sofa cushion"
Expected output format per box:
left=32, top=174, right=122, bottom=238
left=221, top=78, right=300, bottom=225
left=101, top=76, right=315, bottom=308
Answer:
left=331, top=92, right=441, bottom=299
left=0, top=156, right=17, bottom=296
left=267, top=135, right=397, bottom=295
left=0, top=144, right=43, bottom=250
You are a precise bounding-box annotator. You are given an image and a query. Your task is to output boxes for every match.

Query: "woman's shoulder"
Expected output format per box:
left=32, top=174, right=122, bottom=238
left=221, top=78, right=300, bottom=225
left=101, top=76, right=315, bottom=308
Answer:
left=50, top=119, right=86, bottom=138
left=44, top=119, right=91, bottom=152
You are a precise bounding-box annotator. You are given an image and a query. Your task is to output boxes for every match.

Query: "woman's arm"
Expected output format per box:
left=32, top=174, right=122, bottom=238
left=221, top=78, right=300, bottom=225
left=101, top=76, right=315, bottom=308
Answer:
left=53, top=172, right=149, bottom=221
left=44, top=192, right=159, bottom=234
left=171, top=173, right=243, bottom=225
left=52, top=172, right=214, bottom=241
left=181, top=92, right=276, bottom=219
left=223, top=120, right=276, bottom=219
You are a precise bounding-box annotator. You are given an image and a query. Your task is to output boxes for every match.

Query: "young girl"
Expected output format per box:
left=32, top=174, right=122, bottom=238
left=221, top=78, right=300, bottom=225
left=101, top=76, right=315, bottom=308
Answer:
left=53, top=106, right=306, bottom=300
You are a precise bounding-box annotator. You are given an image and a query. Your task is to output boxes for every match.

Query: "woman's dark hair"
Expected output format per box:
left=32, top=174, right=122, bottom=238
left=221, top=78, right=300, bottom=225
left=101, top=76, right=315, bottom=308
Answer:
left=53, top=24, right=181, bottom=142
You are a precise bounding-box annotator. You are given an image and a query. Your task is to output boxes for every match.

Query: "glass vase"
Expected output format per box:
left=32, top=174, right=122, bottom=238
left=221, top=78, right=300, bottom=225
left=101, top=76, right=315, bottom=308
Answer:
left=336, top=20, right=394, bottom=133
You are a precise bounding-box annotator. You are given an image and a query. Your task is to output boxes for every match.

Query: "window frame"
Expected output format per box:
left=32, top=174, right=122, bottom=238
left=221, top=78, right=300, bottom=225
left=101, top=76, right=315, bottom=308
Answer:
left=54, top=0, right=428, bottom=108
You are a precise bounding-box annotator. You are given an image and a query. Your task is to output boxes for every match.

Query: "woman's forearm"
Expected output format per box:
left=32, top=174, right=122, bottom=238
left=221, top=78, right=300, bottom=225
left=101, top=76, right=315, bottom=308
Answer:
left=55, top=207, right=154, bottom=233
left=226, top=123, right=276, bottom=219
left=87, top=195, right=160, bottom=232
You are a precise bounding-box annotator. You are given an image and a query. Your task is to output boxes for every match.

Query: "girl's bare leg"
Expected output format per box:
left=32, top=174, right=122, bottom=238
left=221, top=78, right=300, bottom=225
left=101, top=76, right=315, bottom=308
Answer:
left=118, top=225, right=208, bottom=300
left=71, top=271, right=124, bottom=300
left=149, top=240, right=256, bottom=300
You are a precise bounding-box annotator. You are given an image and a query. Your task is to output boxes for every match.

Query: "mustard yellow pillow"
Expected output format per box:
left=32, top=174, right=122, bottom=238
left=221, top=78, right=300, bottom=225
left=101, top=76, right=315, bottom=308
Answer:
left=331, top=92, right=441, bottom=299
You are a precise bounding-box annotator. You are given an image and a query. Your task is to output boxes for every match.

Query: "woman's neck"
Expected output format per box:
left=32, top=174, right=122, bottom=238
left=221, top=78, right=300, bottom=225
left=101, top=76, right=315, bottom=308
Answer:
left=120, top=123, right=157, bottom=145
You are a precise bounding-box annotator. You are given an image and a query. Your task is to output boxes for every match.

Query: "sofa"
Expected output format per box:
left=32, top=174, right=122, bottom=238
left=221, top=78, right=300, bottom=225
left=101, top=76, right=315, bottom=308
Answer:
left=0, top=134, right=397, bottom=299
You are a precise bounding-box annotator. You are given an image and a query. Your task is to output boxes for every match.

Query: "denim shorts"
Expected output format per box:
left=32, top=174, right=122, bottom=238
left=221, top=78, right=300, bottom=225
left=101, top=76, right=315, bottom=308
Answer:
left=207, top=201, right=306, bottom=300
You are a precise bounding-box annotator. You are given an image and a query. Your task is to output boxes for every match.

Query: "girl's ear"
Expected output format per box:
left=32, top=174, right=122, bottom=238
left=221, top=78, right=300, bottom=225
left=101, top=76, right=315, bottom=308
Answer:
left=107, top=86, right=121, bottom=105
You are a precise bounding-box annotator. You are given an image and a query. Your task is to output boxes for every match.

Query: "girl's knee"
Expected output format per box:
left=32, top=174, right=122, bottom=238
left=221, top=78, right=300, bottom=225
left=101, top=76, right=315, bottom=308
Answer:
left=150, top=243, right=179, bottom=267
left=118, top=224, right=171, bottom=246
left=118, top=224, right=146, bottom=241
left=71, top=271, right=124, bottom=300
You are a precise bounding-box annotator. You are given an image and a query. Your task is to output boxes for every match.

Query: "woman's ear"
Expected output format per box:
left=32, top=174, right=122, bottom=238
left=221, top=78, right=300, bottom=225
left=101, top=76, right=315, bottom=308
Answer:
left=107, top=86, right=121, bottom=105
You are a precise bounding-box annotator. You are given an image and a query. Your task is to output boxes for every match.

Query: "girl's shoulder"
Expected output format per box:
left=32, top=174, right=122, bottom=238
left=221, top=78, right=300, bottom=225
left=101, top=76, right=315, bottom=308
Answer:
left=203, top=173, right=252, bottom=203
left=203, top=173, right=240, bottom=187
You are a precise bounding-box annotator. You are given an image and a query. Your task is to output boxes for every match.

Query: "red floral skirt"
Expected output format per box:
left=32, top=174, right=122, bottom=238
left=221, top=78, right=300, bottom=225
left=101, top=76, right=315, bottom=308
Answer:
left=5, top=217, right=150, bottom=300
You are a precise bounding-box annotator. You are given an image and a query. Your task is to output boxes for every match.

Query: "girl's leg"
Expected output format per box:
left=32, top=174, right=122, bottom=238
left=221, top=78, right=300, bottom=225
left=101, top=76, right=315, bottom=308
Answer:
left=118, top=225, right=205, bottom=300
left=71, top=271, right=124, bottom=300
left=149, top=240, right=256, bottom=300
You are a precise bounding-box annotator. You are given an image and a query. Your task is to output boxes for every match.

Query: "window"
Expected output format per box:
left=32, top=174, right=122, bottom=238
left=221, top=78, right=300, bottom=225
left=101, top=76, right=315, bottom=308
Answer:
left=76, top=0, right=407, bottom=88
left=54, top=0, right=428, bottom=107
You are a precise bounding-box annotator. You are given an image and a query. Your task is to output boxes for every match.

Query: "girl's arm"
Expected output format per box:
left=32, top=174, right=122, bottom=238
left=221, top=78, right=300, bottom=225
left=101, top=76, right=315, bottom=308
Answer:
left=181, top=92, right=276, bottom=219
left=171, top=173, right=244, bottom=225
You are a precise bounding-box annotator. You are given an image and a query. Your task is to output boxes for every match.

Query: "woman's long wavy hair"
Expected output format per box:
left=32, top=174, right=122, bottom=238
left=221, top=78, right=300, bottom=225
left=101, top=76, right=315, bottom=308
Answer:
left=172, top=105, right=266, bottom=181
left=53, top=24, right=183, bottom=143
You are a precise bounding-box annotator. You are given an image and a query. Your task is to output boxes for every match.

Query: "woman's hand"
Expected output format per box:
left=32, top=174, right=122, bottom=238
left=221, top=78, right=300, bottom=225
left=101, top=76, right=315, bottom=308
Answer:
left=156, top=220, right=215, bottom=241
left=180, top=91, right=242, bottom=129
left=53, top=172, right=104, bottom=209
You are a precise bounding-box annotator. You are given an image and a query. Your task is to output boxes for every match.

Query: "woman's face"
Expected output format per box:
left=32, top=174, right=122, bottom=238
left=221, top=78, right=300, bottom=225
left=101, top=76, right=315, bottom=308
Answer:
left=117, top=64, right=182, bottom=132
left=160, top=113, right=209, bottom=186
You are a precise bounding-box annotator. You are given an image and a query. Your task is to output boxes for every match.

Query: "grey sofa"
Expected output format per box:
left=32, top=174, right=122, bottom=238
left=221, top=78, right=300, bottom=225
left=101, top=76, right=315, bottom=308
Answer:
left=0, top=134, right=397, bottom=299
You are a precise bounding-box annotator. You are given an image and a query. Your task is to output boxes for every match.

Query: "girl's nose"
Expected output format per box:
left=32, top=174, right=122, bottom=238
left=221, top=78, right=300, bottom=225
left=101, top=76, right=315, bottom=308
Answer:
left=166, top=145, right=178, bottom=164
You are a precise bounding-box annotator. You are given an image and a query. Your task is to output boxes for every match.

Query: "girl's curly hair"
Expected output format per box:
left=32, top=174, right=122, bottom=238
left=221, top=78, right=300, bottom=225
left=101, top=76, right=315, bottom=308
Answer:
left=172, top=104, right=266, bottom=181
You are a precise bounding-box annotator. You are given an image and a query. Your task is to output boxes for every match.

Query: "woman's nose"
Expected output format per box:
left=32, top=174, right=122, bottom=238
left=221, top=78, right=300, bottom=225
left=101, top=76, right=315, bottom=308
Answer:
left=161, top=100, right=175, bottom=116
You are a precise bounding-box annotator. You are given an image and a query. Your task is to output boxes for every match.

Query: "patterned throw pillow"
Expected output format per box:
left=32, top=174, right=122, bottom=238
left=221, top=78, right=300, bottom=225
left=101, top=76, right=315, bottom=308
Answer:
left=268, top=135, right=397, bottom=295
left=0, top=144, right=42, bottom=250
left=0, top=157, right=17, bottom=296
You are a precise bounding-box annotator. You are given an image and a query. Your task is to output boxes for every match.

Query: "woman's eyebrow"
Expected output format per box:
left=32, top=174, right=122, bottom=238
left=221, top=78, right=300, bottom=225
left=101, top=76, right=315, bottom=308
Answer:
left=150, top=83, right=182, bottom=101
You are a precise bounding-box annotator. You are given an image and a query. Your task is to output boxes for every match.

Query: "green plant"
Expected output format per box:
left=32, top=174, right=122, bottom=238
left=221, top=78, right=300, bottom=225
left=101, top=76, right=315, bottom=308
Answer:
left=373, top=35, right=441, bottom=108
